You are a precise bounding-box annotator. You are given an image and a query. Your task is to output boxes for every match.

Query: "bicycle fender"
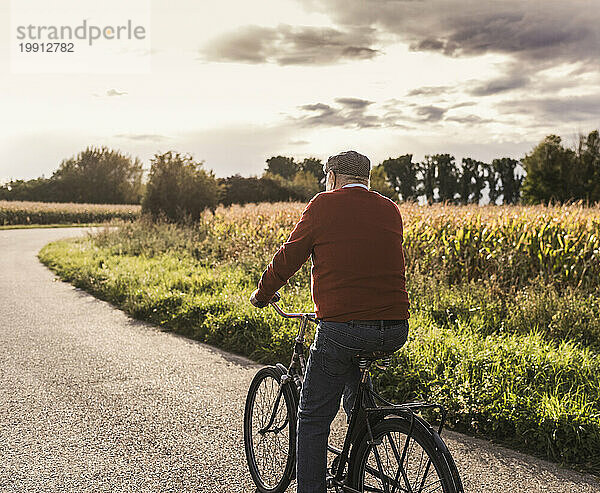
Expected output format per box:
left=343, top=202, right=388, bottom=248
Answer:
left=275, top=363, right=287, bottom=378
left=347, top=411, right=391, bottom=471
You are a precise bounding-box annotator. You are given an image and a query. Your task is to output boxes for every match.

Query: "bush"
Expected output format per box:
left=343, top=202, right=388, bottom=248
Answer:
left=142, top=151, right=219, bottom=222
left=218, top=174, right=304, bottom=205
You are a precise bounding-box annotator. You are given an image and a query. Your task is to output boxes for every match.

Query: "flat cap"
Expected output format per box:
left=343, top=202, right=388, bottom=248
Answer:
left=324, top=150, right=371, bottom=178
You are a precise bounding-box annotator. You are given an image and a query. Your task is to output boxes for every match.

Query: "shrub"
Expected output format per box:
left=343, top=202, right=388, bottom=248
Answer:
left=142, top=151, right=219, bottom=222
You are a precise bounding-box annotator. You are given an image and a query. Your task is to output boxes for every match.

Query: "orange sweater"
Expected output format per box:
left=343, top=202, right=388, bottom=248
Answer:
left=255, top=187, right=410, bottom=321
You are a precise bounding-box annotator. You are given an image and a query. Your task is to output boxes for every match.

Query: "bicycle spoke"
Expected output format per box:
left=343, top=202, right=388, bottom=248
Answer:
left=388, top=432, right=413, bottom=493
left=361, top=426, right=447, bottom=493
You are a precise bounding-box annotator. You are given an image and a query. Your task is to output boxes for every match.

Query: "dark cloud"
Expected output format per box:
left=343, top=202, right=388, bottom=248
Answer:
left=291, top=98, right=484, bottom=128
left=300, top=103, right=333, bottom=112
left=498, top=94, right=600, bottom=123
left=300, top=1, right=600, bottom=68
left=445, top=114, right=493, bottom=125
left=450, top=102, right=477, bottom=109
left=406, top=86, right=452, bottom=97
left=468, top=74, right=530, bottom=96
left=294, top=100, right=381, bottom=128
left=415, top=105, right=447, bottom=122
left=200, top=23, right=380, bottom=65
left=334, top=97, right=374, bottom=109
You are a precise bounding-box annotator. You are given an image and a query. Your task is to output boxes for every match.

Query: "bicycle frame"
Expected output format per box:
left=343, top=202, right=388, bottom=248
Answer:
left=265, top=301, right=460, bottom=493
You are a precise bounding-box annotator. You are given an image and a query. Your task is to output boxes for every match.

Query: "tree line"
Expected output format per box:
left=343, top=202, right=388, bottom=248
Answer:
left=1, top=130, right=598, bottom=220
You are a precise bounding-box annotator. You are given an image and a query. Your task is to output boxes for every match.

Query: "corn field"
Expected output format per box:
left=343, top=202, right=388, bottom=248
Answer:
left=0, top=200, right=141, bottom=226
left=199, top=201, right=600, bottom=291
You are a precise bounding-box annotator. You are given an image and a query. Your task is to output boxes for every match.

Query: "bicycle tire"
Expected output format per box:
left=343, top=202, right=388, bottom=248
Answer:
left=350, top=417, right=459, bottom=493
left=244, top=366, right=297, bottom=493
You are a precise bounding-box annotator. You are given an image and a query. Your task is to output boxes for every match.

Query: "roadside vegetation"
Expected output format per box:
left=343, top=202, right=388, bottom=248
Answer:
left=39, top=201, right=600, bottom=473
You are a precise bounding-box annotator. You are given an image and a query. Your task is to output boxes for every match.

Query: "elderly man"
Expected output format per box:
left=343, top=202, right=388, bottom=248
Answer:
left=250, top=150, right=410, bottom=493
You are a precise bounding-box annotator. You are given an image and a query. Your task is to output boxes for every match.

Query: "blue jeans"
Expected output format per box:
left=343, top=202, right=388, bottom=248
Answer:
left=296, top=319, right=409, bottom=493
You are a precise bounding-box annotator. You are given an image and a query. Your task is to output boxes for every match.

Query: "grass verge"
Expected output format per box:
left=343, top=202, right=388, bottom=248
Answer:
left=39, top=228, right=600, bottom=474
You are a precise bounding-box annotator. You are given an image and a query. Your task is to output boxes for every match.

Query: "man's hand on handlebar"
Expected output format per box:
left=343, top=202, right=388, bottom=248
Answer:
left=250, top=289, right=281, bottom=308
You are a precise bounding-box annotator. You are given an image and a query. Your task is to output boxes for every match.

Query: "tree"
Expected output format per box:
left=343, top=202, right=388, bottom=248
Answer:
left=52, top=146, right=143, bottom=204
left=457, top=158, right=486, bottom=204
left=260, top=175, right=304, bottom=202
left=290, top=171, right=320, bottom=201
left=418, top=155, right=437, bottom=204
left=435, top=154, right=459, bottom=203
left=521, top=135, right=578, bottom=204
left=142, top=151, right=218, bottom=221
left=218, top=175, right=263, bottom=205
left=298, top=157, right=325, bottom=189
left=265, top=156, right=298, bottom=180
left=218, top=174, right=305, bottom=205
left=0, top=177, right=55, bottom=202
left=484, top=162, right=500, bottom=205
left=381, top=155, right=418, bottom=201
left=492, top=158, right=523, bottom=204
left=369, top=165, right=396, bottom=200
left=578, top=130, right=600, bottom=202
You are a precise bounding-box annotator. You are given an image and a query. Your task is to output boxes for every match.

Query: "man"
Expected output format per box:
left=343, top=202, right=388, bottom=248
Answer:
left=250, top=150, right=410, bottom=493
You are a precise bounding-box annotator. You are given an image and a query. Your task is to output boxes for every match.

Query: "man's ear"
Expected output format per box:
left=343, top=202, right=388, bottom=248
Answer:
left=326, top=171, right=336, bottom=191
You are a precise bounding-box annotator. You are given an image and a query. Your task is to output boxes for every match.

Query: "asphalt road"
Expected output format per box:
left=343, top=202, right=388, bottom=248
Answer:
left=0, top=227, right=598, bottom=492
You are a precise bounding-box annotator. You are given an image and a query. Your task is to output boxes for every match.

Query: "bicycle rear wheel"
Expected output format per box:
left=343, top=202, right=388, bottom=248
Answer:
left=350, top=417, right=459, bottom=493
left=244, top=366, right=297, bottom=493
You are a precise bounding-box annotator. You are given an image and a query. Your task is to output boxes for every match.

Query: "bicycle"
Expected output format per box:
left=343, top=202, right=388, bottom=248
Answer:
left=244, top=294, right=464, bottom=493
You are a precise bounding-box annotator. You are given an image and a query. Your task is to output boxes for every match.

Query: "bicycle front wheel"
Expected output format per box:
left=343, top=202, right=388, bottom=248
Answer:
left=350, top=417, right=460, bottom=493
left=244, top=366, right=297, bottom=493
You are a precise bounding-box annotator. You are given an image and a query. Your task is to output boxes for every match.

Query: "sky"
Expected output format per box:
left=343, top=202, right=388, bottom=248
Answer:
left=1, top=0, right=599, bottom=183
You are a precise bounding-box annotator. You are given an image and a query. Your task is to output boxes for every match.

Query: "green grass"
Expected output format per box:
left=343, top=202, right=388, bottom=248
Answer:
left=38, top=214, right=600, bottom=474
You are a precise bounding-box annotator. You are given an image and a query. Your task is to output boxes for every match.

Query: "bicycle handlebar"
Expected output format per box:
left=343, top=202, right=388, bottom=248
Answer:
left=270, top=300, right=318, bottom=323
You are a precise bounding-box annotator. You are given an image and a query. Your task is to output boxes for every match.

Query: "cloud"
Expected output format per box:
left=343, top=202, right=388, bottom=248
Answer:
left=497, top=94, right=600, bottom=123
left=300, top=1, right=600, bottom=69
left=445, top=114, right=493, bottom=125
left=200, top=23, right=380, bottom=65
left=415, top=105, right=447, bottom=122
left=468, top=74, right=531, bottom=96
left=290, top=97, right=488, bottom=128
left=106, top=89, right=127, bottom=97
left=294, top=100, right=382, bottom=128
left=450, top=102, right=477, bottom=109
left=288, top=139, right=310, bottom=145
left=114, top=133, right=169, bottom=142
left=335, top=97, right=374, bottom=109
left=406, top=86, right=453, bottom=97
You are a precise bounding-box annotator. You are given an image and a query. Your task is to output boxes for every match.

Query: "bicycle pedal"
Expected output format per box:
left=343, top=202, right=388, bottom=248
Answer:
left=367, top=438, right=383, bottom=446
left=326, top=475, right=345, bottom=491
